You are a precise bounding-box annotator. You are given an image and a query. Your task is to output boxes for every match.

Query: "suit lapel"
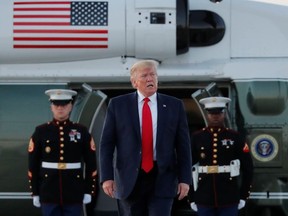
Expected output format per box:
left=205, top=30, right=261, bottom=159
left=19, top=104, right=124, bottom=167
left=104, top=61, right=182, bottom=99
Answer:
left=129, top=92, right=141, bottom=141
left=156, top=93, right=166, bottom=146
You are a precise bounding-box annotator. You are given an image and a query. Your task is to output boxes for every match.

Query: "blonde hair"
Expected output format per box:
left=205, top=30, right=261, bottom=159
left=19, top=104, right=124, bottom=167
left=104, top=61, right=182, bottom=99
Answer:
left=130, top=60, right=159, bottom=78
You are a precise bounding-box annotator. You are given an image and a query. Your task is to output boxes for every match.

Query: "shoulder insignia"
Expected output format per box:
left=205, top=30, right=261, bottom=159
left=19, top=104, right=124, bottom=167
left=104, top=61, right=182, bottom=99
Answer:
left=28, top=171, right=32, bottom=178
left=92, top=170, right=97, bottom=177
left=243, top=143, right=250, bottom=152
left=28, top=139, right=34, bottom=152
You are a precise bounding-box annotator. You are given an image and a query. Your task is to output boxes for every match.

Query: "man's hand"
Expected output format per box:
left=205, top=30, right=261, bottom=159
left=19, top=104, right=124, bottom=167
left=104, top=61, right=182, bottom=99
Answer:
left=238, top=199, right=246, bottom=209
left=190, top=202, right=198, bottom=212
left=177, top=183, right=190, bottom=200
left=83, top=194, right=92, bottom=204
left=102, top=180, right=116, bottom=198
left=33, top=196, right=41, bottom=208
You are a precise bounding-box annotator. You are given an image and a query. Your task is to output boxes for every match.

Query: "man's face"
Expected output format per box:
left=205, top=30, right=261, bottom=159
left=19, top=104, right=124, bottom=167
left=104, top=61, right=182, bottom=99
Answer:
left=207, top=112, right=225, bottom=127
left=51, top=102, right=72, bottom=121
left=132, top=66, right=158, bottom=97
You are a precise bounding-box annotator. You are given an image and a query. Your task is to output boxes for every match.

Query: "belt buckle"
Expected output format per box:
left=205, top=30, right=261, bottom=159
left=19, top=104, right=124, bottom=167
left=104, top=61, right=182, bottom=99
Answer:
left=207, top=165, right=218, bottom=173
left=58, top=163, right=66, bottom=170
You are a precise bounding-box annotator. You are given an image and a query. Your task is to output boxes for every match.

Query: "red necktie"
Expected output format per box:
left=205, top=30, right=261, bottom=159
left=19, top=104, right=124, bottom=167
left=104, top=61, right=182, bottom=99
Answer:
left=141, top=98, right=153, bottom=172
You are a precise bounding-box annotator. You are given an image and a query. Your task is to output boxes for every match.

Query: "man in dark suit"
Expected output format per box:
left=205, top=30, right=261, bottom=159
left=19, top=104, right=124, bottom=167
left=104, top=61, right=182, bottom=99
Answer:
left=99, top=60, right=192, bottom=216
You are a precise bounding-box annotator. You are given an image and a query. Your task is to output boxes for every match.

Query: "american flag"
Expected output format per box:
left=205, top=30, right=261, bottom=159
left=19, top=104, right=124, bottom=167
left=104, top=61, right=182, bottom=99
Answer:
left=13, top=1, right=109, bottom=49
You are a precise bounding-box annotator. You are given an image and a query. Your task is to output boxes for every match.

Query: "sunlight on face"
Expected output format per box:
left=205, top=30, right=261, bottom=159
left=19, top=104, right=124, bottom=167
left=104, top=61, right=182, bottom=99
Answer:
left=132, top=66, right=158, bottom=97
left=51, top=103, right=73, bottom=121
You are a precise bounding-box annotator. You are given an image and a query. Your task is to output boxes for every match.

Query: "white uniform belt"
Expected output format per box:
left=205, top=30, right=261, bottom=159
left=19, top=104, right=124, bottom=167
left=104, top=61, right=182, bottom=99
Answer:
left=198, top=165, right=231, bottom=174
left=42, top=162, right=81, bottom=170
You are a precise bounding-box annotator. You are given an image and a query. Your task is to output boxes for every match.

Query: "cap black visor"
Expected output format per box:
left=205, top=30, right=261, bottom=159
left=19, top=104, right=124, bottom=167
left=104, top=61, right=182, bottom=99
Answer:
left=206, top=108, right=224, bottom=114
left=51, top=100, right=71, bottom=106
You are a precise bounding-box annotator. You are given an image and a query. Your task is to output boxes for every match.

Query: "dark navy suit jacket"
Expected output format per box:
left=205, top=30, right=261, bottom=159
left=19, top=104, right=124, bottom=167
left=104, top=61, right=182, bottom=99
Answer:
left=99, top=92, right=192, bottom=199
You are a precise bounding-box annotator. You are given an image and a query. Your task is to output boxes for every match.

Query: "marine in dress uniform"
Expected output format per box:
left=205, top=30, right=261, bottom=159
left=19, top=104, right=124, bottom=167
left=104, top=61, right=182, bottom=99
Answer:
left=28, top=89, right=97, bottom=216
left=189, top=97, right=253, bottom=216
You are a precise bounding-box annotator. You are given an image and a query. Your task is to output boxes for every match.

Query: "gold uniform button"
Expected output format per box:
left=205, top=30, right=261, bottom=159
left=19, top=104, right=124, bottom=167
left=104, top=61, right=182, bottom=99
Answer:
left=213, top=143, right=217, bottom=147
left=213, top=133, right=217, bottom=137
left=213, top=160, right=217, bottom=164
left=60, top=138, right=64, bottom=141
left=60, top=132, right=64, bottom=135
left=45, top=147, right=51, bottom=153
left=60, top=144, right=64, bottom=147
left=60, top=150, right=64, bottom=154
left=59, top=126, right=63, bottom=130
left=213, top=149, right=217, bottom=152
left=45, top=174, right=48, bottom=177
left=60, top=157, right=64, bottom=160
left=213, top=155, right=217, bottom=158
left=213, top=138, right=217, bottom=142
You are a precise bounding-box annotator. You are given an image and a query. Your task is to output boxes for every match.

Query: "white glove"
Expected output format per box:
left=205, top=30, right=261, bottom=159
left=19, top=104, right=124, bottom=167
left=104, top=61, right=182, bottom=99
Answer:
left=238, top=199, right=246, bottom=209
left=190, top=202, right=198, bottom=212
left=33, top=196, right=41, bottom=208
left=83, top=194, right=92, bottom=204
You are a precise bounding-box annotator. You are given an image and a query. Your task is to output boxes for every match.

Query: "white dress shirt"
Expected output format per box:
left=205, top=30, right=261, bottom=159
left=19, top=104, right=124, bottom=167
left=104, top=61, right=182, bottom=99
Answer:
left=137, top=91, right=157, bottom=160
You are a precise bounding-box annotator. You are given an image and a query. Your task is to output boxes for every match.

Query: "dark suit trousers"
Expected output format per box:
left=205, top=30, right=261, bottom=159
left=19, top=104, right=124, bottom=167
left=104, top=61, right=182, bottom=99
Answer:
left=117, top=164, right=174, bottom=216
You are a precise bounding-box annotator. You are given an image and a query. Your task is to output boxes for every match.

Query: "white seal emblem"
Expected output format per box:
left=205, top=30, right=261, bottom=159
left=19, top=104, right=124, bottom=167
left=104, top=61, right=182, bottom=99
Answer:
left=251, top=134, right=278, bottom=162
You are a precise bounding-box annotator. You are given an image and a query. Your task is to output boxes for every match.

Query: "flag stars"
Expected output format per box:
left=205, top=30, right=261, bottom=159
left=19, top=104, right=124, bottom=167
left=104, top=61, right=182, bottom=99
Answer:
left=71, top=1, right=108, bottom=26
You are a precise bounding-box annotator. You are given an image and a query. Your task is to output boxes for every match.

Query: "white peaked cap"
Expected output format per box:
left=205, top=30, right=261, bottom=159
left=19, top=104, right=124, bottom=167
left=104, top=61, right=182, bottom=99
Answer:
left=45, top=89, right=77, bottom=100
left=199, top=96, right=231, bottom=109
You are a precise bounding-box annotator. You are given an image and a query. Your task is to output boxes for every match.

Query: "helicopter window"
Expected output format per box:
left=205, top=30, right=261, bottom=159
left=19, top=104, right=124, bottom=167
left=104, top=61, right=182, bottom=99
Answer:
left=189, top=10, right=225, bottom=47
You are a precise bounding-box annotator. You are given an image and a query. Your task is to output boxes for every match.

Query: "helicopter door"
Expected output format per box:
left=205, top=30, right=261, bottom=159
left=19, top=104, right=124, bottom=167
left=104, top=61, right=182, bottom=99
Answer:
left=191, top=82, right=231, bottom=128
left=69, top=83, right=116, bottom=216
left=70, top=83, right=107, bottom=134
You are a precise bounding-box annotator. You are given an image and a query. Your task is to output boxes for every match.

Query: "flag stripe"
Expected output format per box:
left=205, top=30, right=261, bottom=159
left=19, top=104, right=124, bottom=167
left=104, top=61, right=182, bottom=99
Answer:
left=14, top=29, right=108, bottom=34
left=14, top=37, right=108, bottom=41
left=14, top=22, right=71, bottom=26
left=14, top=45, right=108, bottom=48
left=14, top=15, right=71, bottom=18
left=14, top=1, right=71, bottom=5
left=13, top=1, right=109, bottom=49
left=14, top=8, right=70, bottom=11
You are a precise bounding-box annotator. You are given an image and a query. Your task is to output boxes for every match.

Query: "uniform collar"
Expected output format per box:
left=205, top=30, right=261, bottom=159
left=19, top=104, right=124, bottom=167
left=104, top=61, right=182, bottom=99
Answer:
left=207, top=126, right=225, bottom=133
left=52, top=118, right=71, bottom=126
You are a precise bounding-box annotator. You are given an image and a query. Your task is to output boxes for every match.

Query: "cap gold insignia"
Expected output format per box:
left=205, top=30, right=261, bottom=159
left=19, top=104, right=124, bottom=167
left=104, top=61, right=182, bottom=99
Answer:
left=28, top=139, right=34, bottom=152
left=45, top=146, right=51, bottom=153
